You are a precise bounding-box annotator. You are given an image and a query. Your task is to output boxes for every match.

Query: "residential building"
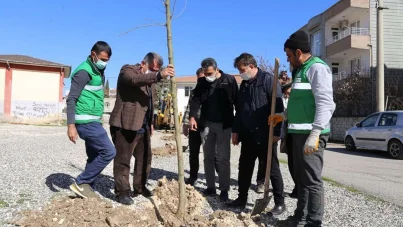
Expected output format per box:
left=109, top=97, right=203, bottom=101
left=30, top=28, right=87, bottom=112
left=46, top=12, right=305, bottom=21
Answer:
left=175, top=75, right=242, bottom=115
left=294, top=0, right=403, bottom=140
left=296, top=0, right=403, bottom=81
left=0, top=55, right=71, bottom=124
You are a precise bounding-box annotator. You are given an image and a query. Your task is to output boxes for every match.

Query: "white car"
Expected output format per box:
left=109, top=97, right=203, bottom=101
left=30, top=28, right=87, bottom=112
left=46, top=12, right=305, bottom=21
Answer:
left=344, top=111, right=403, bottom=160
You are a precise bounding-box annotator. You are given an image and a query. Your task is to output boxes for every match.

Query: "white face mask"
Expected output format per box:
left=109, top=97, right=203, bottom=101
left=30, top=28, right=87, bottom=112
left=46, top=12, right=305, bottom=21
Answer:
left=205, top=72, right=217, bottom=82
left=240, top=72, right=252, bottom=80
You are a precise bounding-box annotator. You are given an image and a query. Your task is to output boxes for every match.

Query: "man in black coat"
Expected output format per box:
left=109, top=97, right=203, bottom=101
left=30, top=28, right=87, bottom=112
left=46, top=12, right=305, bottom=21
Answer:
left=228, top=53, right=286, bottom=216
left=189, top=58, right=239, bottom=202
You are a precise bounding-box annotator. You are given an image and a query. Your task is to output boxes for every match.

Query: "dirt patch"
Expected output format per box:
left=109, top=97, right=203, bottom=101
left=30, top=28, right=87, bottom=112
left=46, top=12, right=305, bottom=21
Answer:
left=152, top=143, right=176, bottom=156
left=12, top=197, right=160, bottom=227
left=161, top=135, right=176, bottom=141
left=12, top=177, right=267, bottom=227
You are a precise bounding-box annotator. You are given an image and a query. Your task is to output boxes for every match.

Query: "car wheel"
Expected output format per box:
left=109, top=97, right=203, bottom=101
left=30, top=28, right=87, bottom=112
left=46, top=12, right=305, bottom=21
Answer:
left=388, top=139, right=403, bottom=160
left=345, top=136, right=356, bottom=151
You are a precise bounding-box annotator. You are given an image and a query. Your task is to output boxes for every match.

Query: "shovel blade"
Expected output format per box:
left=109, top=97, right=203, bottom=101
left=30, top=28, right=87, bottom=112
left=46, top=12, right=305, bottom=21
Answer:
left=251, top=196, right=272, bottom=216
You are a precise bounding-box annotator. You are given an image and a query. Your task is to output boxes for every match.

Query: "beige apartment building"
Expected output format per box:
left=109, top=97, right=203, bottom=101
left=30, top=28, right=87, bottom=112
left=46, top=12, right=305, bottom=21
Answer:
left=296, top=0, right=403, bottom=81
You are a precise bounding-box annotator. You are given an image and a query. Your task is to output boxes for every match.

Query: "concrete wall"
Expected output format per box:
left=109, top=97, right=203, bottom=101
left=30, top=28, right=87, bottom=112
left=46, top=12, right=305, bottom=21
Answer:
left=10, top=69, right=62, bottom=123
left=0, top=68, right=5, bottom=115
left=330, top=117, right=365, bottom=141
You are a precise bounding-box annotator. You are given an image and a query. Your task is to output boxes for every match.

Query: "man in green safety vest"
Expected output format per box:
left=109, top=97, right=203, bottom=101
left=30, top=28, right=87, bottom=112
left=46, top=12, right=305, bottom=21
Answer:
left=66, top=41, right=116, bottom=199
left=270, top=31, right=335, bottom=227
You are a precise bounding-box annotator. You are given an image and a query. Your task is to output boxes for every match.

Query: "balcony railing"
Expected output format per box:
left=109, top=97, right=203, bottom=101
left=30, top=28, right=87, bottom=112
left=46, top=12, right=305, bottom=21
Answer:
left=332, top=67, right=371, bottom=81
left=326, top=27, right=370, bottom=46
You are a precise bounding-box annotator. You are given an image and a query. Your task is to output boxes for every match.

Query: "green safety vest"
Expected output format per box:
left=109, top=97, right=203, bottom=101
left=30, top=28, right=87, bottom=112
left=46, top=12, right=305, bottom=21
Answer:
left=70, top=57, right=104, bottom=124
left=287, top=57, right=331, bottom=134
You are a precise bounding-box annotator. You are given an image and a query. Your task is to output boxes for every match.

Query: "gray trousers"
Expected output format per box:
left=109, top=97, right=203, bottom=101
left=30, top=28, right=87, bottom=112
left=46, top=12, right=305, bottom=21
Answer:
left=292, top=133, right=328, bottom=226
left=201, top=121, right=231, bottom=191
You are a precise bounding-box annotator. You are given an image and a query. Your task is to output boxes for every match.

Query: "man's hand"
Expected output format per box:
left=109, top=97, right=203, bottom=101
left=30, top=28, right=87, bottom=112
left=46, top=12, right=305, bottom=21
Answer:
left=304, top=129, right=321, bottom=155
left=67, top=124, right=78, bottom=144
left=273, top=136, right=280, bottom=143
left=160, top=64, right=175, bottom=79
left=232, top=133, right=239, bottom=145
left=182, top=124, right=190, bottom=137
left=151, top=125, right=154, bottom=137
left=268, top=113, right=286, bottom=126
left=189, top=117, right=198, bottom=131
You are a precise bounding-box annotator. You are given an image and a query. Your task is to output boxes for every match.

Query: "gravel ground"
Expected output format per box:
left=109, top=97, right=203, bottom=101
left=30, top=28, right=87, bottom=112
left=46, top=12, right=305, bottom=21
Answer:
left=1, top=124, right=403, bottom=226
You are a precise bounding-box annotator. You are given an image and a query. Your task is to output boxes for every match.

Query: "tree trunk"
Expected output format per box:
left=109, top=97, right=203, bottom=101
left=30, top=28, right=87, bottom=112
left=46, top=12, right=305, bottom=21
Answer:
left=164, top=0, right=186, bottom=216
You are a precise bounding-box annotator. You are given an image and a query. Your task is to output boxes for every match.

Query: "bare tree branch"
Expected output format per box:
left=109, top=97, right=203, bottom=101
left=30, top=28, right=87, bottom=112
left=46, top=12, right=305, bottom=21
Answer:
left=171, top=0, right=177, bottom=17
left=156, top=6, right=166, bottom=14
left=172, top=0, right=187, bottom=19
left=118, top=23, right=166, bottom=36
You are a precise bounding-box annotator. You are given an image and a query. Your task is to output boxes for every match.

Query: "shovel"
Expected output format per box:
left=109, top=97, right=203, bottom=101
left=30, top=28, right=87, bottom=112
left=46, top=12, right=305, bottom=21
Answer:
left=251, top=58, right=280, bottom=216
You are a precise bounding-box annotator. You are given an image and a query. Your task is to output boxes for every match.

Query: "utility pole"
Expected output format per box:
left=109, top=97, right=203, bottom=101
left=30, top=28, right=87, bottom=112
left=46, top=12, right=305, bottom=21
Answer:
left=376, top=0, right=388, bottom=112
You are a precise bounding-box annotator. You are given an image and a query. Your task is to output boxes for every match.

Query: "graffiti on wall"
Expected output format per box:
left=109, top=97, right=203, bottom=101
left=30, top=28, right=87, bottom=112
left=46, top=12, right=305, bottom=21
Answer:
left=11, top=101, right=60, bottom=118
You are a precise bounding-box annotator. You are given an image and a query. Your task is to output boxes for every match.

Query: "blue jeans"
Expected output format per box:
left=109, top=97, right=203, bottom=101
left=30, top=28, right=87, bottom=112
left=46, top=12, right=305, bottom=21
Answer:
left=75, top=122, right=116, bottom=185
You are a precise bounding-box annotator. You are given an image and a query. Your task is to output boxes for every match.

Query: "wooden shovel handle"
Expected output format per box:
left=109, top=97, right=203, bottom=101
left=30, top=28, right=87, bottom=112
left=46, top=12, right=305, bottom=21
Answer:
left=263, top=58, right=280, bottom=198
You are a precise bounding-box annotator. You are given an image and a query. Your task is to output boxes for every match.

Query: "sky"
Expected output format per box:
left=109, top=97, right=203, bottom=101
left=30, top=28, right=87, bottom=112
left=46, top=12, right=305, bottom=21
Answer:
left=1, top=0, right=337, bottom=92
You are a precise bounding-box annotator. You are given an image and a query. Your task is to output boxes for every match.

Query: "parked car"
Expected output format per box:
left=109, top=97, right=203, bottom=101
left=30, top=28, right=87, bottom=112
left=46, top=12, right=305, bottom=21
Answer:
left=344, top=111, right=403, bottom=160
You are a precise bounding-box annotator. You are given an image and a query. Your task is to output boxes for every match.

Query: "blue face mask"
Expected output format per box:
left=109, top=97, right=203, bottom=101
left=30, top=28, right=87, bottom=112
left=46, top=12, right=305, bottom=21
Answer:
left=94, top=56, right=107, bottom=70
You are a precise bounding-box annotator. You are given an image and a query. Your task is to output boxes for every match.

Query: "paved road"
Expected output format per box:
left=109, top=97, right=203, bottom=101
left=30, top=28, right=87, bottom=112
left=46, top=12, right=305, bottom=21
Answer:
left=279, top=143, right=403, bottom=207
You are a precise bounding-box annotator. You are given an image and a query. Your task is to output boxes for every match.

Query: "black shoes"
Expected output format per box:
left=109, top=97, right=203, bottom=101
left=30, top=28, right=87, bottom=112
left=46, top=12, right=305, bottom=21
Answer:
left=268, top=204, right=287, bottom=216
left=117, top=195, right=134, bottom=205
left=220, top=191, right=229, bottom=202
left=132, top=187, right=153, bottom=198
left=202, top=188, right=217, bottom=196
left=226, top=197, right=247, bottom=209
left=185, top=177, right=197, bottom=186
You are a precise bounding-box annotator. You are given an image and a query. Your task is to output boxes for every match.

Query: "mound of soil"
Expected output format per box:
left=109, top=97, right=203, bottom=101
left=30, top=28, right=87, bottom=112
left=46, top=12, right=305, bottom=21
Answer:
left=161, top=135, right=176, bottom=141
left=12, top=197, right=160, bottom=227
left=12, top=177, right=267, bottom=227
left=152, top=143, right=176, bottom=156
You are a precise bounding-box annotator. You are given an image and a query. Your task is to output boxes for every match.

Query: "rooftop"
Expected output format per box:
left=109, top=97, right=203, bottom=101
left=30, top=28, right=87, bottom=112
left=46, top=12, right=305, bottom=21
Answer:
left=0, top=54, right=71, bottom=77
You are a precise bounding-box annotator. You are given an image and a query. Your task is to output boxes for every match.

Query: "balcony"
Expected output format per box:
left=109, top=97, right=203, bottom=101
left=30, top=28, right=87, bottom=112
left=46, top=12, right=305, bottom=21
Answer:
left=326, top=27, right=370, bottom=58
left=325, top=0, right=369, bottom=23
left=332, top=61, right=371, bottom=81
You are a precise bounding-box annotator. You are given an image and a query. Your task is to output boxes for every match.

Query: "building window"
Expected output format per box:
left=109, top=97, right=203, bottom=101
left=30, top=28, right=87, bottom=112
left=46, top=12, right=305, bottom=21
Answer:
left=350, top=20, right=361, bottom=34
left=310, top=31, right=321, bottom=57
left=331, top=63, right=339, bottom=75
left=349, top=58, right=361, bottom=75
left=184, top=86, right=193, bottom=97
left=331, top=28, right=339, bottom=41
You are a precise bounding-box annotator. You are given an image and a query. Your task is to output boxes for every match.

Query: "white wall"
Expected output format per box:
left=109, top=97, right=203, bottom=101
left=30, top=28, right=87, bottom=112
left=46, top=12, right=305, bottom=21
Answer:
left=0, top=68, right=5, bottom=115
left=177, top=83, right=196, bottom=115
left=10, top=69, right=62, bottom=123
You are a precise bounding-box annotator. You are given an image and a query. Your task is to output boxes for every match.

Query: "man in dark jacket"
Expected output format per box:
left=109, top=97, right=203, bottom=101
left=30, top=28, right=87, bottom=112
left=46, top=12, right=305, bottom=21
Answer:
left=189, top=58, right=238, bottom=202
left=109, top=52, right=174, bottom=205
left=228, top=53, right=286, bottom=216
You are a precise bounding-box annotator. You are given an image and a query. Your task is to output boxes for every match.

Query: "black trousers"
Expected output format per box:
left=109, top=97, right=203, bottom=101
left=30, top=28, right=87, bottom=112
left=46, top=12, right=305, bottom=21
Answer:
left=188, top=129, right=202, bottom=179
left=238, top=136, right=284, bottom=205
left=286, top=133, right=298, bottom=193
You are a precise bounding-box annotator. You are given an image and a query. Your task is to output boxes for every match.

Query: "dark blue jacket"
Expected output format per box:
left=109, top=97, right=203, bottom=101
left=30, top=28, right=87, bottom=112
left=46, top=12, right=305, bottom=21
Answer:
left=233, top=69, right=284, bottom=144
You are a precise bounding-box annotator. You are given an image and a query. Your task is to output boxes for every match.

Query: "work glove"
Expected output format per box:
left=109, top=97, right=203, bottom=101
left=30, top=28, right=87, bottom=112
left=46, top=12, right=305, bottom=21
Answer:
left=268, top=112, right=286, bottom=127
left=304, top=128, right=321, bottom=155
